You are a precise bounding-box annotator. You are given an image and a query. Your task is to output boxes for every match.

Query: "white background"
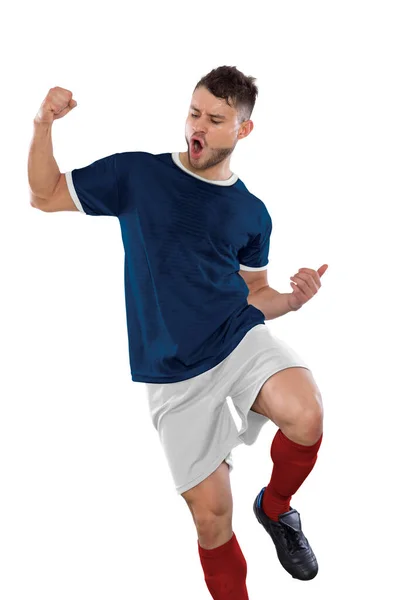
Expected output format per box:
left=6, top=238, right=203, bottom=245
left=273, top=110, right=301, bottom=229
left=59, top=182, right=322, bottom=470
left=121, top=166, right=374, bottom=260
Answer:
left=1, top=1, right=399, bottom=598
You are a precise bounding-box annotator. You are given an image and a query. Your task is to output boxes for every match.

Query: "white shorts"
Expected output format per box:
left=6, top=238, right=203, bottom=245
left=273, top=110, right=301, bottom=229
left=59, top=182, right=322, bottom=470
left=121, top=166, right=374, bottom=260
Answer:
left=145, top=324, right=311, bottom=495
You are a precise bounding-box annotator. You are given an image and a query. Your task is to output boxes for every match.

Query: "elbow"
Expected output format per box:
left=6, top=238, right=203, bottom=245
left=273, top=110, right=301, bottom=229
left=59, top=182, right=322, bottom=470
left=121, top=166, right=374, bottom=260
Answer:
left=30, top=194, right=46, bottom=211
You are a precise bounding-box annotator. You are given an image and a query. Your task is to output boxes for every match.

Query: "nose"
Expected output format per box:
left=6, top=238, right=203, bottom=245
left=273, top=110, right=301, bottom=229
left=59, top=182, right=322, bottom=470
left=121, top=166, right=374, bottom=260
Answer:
left=191, top=114, right=208, bottom=131
left=193, top=126, right=207, bottom=139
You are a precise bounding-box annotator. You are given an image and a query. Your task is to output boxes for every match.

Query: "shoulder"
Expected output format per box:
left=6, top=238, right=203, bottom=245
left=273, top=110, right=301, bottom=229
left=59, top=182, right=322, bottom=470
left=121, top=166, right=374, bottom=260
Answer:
left=115, top=151, right=171, bottom=174
left=235, top=182, right=272, bottom=223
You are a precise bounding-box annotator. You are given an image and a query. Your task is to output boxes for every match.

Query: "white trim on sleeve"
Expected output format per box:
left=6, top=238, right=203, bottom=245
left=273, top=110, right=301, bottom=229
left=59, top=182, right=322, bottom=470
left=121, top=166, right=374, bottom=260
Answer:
left=239, top=263, right=269, bottom=271
left=65, top=171, right=85, bottom=213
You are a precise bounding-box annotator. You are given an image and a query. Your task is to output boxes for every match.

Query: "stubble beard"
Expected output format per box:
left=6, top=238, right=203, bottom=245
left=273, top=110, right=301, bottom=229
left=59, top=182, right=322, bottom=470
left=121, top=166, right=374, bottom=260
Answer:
left=185, top=138, right=237, bottom=171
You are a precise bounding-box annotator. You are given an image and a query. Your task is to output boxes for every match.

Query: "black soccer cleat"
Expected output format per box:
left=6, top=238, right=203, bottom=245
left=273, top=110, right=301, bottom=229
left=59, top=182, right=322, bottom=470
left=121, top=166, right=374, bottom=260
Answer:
left=253, top=487, right=318, bottom=580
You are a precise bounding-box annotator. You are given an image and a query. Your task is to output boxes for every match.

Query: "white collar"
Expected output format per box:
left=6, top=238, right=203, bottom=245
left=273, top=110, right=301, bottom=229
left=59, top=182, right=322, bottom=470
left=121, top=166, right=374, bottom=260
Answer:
left=171, top=152, right=238, bottom=186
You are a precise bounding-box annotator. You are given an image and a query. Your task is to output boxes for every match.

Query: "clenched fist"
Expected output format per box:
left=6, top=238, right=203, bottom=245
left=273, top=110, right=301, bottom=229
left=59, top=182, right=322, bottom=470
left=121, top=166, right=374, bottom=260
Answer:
left=34, top=86, right=78, bottom=125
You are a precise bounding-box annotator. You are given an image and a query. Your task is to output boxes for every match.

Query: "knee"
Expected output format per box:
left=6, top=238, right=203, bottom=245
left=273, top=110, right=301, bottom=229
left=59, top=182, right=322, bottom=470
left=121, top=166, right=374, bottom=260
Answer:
left=283, top=394, right=324, bottom=444
left=195, top=507, right=230, bottom=526
left=194, top=509, right=232, bottom=543
left=190, top=495, right=232, bottom=524
left=181, top=461, right=233, bottom=540
left=298, top=408, right=323, bottom=444
left=187, top=494, right=232, bottom=534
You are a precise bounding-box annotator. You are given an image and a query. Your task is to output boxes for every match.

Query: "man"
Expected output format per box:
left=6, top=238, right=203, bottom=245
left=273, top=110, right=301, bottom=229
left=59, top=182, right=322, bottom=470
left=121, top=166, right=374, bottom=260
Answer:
left=29, top=65, right=328, bottom=599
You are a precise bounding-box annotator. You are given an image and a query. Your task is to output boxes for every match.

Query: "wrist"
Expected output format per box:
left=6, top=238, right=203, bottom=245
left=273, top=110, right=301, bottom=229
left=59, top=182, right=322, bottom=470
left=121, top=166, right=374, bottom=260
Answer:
left=286, top=293, right=300, bottom=311
left=33, top=117, right=53, bottom=129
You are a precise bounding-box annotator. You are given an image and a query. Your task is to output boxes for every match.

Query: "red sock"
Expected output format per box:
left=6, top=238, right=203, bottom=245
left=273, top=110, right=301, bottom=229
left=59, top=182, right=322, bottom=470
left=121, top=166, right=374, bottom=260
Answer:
left=198, top=532, right=249, bottom=600
left=262, top=429, right=323, bottom=521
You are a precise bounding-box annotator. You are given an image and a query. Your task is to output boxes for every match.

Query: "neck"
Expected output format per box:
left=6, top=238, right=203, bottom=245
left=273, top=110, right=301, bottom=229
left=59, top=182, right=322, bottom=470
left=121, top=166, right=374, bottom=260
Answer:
left=179, top=151, right=233, bottom=182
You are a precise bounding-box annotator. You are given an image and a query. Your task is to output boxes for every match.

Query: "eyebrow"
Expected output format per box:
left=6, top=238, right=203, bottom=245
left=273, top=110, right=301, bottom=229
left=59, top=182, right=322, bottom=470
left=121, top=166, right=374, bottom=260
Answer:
left=190, top=105, right=226, bottom=120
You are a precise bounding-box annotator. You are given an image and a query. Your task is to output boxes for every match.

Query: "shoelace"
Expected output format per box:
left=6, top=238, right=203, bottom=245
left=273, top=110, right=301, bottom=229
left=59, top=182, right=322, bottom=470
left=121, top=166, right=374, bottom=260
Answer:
left=282, top=525, right=308, bottom=554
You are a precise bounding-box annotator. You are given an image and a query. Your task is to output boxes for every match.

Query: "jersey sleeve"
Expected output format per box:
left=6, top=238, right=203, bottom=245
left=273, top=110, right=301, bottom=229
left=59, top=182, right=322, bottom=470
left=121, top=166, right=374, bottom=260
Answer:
left=65, top=153, right=120, bottom=217
left=238, top=204, right=272, bottom=271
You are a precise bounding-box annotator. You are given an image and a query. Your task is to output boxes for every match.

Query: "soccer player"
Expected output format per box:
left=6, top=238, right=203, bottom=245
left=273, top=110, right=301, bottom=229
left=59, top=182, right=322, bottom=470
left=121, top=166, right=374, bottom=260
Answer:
left=29, top=65, right=328, bottom=599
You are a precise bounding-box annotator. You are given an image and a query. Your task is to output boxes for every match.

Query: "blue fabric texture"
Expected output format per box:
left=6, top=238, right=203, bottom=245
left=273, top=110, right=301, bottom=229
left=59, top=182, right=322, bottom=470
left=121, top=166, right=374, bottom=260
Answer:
left=68, top=151, right=273, bottom=382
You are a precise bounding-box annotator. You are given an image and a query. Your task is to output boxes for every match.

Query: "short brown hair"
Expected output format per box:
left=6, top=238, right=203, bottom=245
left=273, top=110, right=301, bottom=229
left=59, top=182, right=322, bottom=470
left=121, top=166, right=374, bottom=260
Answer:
left=194, top=65, right=258, bottom=123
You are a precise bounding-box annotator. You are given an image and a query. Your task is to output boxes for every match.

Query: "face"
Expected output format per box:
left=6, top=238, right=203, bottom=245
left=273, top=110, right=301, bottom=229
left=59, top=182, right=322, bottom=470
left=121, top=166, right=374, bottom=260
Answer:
left=185, top=86, right=253, bottom=171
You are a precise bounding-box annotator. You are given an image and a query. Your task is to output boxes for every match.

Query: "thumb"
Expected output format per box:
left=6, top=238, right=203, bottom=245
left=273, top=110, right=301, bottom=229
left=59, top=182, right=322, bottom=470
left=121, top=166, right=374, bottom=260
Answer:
left=318, top=264, right=329, bottom=277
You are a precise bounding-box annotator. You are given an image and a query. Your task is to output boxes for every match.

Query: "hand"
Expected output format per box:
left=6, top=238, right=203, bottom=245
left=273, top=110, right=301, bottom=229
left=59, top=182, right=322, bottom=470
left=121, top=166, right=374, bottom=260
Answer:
left=288, top=264, right=329, bottom=311
left=34, top=86, right=78, bottom=125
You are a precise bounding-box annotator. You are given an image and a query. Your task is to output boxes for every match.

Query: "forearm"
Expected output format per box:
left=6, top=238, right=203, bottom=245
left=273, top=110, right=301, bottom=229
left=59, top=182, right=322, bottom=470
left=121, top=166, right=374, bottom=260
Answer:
left=247, top=286, right=297, bottom=320
left=28, top=120, right=60, bottom=201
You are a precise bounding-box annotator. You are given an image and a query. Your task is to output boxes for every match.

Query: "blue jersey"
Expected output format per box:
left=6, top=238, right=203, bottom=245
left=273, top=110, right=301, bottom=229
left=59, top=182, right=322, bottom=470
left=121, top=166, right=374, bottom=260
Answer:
left=65, top=151, right=272, bottom=383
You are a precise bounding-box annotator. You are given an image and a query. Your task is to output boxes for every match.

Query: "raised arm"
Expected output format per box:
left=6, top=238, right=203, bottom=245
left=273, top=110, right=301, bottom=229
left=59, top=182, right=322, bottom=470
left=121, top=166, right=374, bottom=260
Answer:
left=28, top=86, right=78, bottom=212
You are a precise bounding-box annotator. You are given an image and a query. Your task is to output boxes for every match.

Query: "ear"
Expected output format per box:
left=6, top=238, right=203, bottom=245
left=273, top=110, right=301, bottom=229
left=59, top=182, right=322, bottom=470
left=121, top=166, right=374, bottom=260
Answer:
left=238, top=120, right=254, bottom=140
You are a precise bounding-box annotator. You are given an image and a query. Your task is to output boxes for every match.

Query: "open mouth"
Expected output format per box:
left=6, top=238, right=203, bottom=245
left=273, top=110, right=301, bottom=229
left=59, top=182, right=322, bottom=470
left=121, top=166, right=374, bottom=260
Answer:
left=191, top=138, right=204, bottom=156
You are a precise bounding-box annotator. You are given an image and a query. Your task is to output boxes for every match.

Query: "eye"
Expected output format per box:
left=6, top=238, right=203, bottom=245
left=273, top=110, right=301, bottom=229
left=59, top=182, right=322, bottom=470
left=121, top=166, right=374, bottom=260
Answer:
left=190, top=113, right=222, bottom=125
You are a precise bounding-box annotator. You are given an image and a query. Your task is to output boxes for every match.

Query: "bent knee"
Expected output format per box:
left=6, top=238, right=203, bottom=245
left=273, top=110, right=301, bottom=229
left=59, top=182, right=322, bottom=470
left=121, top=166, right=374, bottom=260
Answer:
left=283, top=392, right=323, bottom=425
left=282, top=400, right=323, bottom=443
